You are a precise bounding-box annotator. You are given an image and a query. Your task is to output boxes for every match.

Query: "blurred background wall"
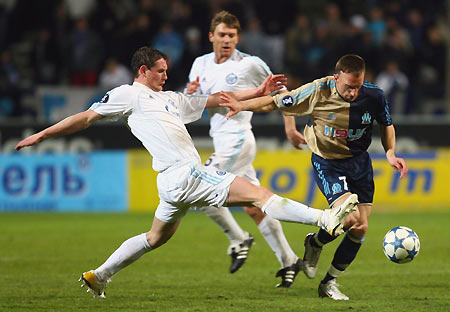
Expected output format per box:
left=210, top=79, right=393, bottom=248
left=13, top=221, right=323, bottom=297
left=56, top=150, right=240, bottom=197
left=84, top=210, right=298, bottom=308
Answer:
left=1, top=0, right=449, bottom=211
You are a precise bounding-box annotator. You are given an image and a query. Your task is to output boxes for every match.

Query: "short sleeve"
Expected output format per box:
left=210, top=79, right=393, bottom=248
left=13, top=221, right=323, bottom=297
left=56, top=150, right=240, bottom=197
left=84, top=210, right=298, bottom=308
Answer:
left=243, top=57, right=272, bottom=86
left=375, top=89, right=393, bottom=126
left=172, top=92, right=208, bottom=124
left=272, top=80, right=319, bottom=116
left=89, top=85, right=132, bottom=121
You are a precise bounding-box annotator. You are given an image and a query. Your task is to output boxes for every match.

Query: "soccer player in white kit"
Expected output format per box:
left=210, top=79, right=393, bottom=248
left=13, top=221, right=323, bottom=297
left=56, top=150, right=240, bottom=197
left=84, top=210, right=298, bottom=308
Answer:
left=186, top=11, right=304, bottom=287
left=15, top=47, right=357, bottom=298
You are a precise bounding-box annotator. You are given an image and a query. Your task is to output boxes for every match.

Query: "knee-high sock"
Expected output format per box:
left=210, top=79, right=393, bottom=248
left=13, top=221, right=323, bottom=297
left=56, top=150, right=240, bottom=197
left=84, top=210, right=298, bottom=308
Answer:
left=95, top=233, right=151, bottom=281
left=201, top=206, right=247, bottom=245
left=258, top=216, right=297, bottom=267
left=321, top=233, right=362, bottom=284
left=311, top=228, right=338, bottom=248
left=261, top=195, right=322, bottom=226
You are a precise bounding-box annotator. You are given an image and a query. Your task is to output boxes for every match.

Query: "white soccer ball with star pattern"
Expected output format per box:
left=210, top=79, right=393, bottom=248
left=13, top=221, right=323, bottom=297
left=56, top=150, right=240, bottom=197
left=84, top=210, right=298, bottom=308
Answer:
left=383, top=226, right=420, bottom=264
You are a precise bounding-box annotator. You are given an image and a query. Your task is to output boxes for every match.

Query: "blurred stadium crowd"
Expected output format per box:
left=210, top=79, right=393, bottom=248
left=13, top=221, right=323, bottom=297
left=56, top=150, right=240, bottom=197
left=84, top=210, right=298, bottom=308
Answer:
left=0, top=0, right=449, bottom=119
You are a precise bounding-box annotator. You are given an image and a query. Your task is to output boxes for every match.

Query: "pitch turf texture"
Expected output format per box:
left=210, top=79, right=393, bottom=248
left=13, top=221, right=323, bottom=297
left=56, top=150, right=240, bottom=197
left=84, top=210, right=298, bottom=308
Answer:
left=1, top=212, right=449, bottom=311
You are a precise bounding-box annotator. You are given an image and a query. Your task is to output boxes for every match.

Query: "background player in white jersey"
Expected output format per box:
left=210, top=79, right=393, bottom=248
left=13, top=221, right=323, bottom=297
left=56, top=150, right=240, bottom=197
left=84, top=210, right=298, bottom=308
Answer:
left=15, top=47, right=357, bottom=298
left=186, top=10, right=304, bottom=287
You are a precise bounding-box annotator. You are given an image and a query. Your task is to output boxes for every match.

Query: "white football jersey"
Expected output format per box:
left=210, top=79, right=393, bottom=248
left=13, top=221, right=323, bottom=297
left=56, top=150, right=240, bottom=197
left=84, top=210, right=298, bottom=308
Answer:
left=90, top=82, right=208, bottom=172
left=188, top=49, right=271, bottom=136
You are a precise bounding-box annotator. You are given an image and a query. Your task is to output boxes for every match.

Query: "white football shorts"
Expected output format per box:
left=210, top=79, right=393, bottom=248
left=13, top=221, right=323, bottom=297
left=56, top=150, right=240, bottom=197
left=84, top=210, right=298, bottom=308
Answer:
left=155, top=162, right=236, bottom=222
left=205, top=130, right=260, bottom=186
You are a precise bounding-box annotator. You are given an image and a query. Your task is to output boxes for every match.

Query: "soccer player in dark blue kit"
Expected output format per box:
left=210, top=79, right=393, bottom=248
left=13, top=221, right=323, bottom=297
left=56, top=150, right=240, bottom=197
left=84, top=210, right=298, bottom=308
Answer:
left=220, top=54, right=408, bottom=300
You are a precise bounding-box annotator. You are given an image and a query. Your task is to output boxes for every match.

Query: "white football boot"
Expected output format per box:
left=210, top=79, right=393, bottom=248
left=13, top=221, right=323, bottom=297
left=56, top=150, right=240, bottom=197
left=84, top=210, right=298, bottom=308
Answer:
left=320, top=194, right=358, bottom=236
left=318, top=279, right=349, bottom=300
left=302, top=233, right=322, bottom=279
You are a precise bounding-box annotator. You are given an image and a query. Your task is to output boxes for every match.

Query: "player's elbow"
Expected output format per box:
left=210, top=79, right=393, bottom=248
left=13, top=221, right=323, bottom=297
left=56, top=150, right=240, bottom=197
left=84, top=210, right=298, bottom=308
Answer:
left=260, top=102, right=277, bottom=113
left=83, top=110, right=103, bottom=127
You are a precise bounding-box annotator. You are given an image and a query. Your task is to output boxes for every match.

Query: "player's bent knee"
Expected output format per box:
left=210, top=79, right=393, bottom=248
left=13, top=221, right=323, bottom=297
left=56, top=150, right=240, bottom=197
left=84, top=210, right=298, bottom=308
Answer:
left=349, top=223, right=368, bottom=238
left=343, top=214, right=358, bottom=229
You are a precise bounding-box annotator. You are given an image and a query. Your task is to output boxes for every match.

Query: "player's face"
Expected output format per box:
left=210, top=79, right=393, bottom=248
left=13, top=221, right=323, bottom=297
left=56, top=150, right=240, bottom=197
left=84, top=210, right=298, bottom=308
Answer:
left=334, top=71, right=364, bottom=102
left=146, top=58, right=168, bottom=91
left=209, top=23, right=239, bottom=63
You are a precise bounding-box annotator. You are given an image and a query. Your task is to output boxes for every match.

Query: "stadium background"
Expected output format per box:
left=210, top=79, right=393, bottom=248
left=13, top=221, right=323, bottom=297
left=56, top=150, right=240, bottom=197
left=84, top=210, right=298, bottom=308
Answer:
left=1, top=0, right=449, bottom=212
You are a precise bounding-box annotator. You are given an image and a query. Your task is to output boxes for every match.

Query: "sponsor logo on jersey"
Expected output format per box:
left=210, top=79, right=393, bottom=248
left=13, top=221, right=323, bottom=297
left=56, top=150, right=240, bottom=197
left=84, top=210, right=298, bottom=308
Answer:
left=100, top=94, right=109, bottom=103
left=361, top=112, right=372, bottom=124
left=324, top=125, right=366, bottom=139
left=226, top=73, right=238, bottom=85
left=281, top=95, right=294, bottom=107
left=165, top=104, right=180, bottom=118
left=216, top=171, right=227, bottom=176
left=168, top=99, right=177, bottom=109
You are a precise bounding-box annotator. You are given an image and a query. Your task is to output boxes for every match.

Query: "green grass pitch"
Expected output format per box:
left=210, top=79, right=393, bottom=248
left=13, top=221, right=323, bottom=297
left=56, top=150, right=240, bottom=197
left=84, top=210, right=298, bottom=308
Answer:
left=1, top=211, right=449, bottom=311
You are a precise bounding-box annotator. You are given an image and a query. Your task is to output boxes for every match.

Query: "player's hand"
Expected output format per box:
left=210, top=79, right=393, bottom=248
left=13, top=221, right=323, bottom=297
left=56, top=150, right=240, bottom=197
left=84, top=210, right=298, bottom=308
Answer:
left=257, top=74, right=287, bottom=96
left=15, top=133, right=43, bottom=151
left=219, top=91, right=241, bottom=119
left=387, top=155, right=408, bottom=178
left=286, top=129, right=306, bottom=150
left=186, top=76, right=200, bottom=94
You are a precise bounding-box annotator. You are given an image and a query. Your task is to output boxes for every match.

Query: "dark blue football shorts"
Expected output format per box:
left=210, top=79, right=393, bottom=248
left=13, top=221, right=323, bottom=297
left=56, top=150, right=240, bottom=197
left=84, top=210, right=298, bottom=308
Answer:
left=311, top=151, right=374, bottom=205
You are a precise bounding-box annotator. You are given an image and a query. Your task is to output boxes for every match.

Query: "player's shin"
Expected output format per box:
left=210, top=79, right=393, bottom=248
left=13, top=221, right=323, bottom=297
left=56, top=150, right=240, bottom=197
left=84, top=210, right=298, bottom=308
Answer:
left=95, top=233, right=152, bottom=281
left=261, top=195, right=322, bottom=225
left=321, top=232, right=363, bottom=284
left=201, top=206, right=248, bottom=245
left=258, top=216, right=297, bottom=267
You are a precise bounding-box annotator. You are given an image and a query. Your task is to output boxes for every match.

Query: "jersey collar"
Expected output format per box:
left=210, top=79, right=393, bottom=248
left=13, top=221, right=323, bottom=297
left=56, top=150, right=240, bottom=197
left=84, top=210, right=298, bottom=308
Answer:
left=132, top=81, right=151, bottom=90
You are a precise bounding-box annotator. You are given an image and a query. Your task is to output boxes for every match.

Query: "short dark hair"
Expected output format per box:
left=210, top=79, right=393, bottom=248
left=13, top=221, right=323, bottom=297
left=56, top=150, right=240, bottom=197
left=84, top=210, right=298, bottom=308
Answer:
left=210, top=10, right=241, bottom=34
left=131, top=47, right=167, bottom=77
left=335, top=54, right=365, bottom=75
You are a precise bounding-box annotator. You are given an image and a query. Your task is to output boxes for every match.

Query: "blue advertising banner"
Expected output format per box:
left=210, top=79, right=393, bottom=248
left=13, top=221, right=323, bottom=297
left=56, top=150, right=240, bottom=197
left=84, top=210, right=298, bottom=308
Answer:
left=0, top=152, right=126, bottom=212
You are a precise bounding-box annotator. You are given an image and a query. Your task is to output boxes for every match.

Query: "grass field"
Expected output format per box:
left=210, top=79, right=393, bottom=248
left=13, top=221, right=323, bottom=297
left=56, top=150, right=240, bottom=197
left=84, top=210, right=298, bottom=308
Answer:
left=1, top=211, right=449, bottom=311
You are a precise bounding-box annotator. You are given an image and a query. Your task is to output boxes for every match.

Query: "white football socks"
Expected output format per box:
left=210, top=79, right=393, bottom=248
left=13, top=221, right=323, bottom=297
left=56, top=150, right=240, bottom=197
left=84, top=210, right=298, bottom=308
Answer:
left=95, top=233, right=151, bottom=281
left=258, top=216, right=297, bottom=267
left=201, top=206, right=247, bottom=245
left=261, top=194, right=322, bottom=226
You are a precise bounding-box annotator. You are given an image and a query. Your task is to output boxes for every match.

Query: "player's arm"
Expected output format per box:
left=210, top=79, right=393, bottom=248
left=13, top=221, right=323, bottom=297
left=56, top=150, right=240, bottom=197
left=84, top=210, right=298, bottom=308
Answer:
left=205, top=74, right=286, bottom=108
left=219, top=92, right=278, bottom=117
left=283, top=115, right=306, bottom=150
left=380, top=124, right=408, bottom=178
left=15, top=110, right=103, bottom=151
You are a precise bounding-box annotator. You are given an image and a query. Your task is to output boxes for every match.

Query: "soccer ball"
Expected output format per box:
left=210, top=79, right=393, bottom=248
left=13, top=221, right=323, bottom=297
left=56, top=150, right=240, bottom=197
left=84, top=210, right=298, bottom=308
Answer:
left=382, top=226, right=420, bottom=264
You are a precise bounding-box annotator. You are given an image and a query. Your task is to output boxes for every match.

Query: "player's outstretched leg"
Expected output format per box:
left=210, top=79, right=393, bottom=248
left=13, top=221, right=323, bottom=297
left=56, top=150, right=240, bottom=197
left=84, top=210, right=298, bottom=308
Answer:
left=227, top=178, right=357, bottom=233
left=78, top=217, right=179, bottom=298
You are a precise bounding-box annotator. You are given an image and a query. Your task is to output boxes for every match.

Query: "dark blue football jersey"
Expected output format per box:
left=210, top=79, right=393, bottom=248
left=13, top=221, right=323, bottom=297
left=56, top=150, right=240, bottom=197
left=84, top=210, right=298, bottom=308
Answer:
left=273, top=76, right=392, bottom=159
